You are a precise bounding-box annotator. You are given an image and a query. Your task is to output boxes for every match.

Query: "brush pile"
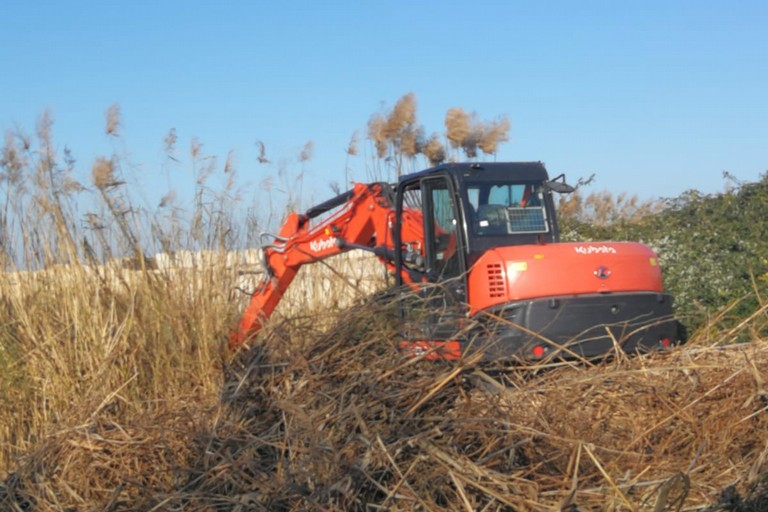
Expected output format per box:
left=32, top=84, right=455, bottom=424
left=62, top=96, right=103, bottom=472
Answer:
left=2, top=298, right=768, bottom=511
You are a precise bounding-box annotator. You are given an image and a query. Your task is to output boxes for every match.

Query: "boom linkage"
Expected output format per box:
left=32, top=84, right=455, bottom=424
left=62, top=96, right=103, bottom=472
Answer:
left=229, top=182, right=398, bottom=350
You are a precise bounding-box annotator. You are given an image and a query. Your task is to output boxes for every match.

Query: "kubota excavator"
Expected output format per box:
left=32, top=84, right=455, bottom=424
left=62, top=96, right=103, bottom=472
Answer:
left=230, top=161, right=684, bottom=361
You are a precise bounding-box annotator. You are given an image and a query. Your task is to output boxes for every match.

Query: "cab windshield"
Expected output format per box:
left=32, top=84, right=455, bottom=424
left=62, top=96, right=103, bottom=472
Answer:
left=465, top=182, right=549, bottom=236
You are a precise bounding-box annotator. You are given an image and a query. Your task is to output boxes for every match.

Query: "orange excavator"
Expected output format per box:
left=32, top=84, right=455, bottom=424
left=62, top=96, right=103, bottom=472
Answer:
left=230, top=162, right=684, bottom=361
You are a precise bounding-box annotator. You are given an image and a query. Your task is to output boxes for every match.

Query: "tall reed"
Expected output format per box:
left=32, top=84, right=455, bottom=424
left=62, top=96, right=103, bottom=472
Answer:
left=0, top=108, right=255, bottom=471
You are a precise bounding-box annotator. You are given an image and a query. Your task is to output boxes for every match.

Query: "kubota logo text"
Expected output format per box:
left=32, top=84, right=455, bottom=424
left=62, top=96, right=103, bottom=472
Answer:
left=574, top=245, right=617, bottom=255
left=309, top=237, right=337, bottom=253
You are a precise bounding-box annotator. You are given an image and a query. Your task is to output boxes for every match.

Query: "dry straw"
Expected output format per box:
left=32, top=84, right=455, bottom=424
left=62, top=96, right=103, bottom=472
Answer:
left=3, top=288, right=767, bottom=511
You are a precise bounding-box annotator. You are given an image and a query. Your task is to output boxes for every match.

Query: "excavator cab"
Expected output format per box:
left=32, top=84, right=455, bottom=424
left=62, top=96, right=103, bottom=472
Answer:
left=392, top=162, right=681, bottom=361
left=392, top=162, right=572, bottom=354
left=392, top=162, right=566, bottom=287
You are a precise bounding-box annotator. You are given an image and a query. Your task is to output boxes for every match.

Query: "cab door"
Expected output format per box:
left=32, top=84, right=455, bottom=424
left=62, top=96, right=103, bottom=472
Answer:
left=423, top=178, right=466, bottom=290
left=394, top=175, right=467, bottom=340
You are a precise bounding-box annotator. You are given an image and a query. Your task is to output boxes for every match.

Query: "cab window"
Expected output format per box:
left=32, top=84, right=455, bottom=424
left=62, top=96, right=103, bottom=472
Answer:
left=467, top=182, right=548, bottom=235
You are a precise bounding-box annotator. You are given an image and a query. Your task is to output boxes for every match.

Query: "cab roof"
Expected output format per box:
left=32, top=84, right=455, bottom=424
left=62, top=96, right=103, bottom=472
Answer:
left=398, top=161, right=550, bottom=184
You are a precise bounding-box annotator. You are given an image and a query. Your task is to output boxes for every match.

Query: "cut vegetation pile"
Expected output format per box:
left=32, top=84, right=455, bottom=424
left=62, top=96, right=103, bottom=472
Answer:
left=2, top=296, right=767, bottom=511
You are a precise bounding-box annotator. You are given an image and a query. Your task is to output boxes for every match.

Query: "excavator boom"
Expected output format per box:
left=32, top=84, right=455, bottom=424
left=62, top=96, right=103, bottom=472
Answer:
left=230, top=182, right=399, bottom=349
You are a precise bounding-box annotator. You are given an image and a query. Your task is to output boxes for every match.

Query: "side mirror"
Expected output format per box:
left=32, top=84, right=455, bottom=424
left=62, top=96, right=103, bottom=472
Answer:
left=546, top=174, right=576, bottom=194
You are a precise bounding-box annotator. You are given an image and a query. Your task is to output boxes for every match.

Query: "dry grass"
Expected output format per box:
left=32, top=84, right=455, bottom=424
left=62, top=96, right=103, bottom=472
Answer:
left=0, top=259, right=236, bottom=468
left=557, top=189, right=665, bottom=227
left=1, top=290, right=767, bottom=511
left=0, top=250, right=383, bottom=471
left=444, top=107, right=510, bottom=159
left=364, top=93, right=512, bottom=180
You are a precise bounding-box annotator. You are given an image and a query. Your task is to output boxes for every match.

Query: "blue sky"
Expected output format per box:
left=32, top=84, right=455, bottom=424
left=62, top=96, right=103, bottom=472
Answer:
left=2, top=1, right=767, bottom=213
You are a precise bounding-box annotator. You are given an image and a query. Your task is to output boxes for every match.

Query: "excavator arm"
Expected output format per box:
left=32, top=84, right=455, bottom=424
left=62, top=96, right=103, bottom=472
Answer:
left=230, top=182, right=405, bottom=350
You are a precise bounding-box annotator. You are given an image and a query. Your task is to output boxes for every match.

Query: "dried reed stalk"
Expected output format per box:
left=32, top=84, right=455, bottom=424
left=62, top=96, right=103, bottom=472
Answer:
left=3, top=292, right=768, bottom=510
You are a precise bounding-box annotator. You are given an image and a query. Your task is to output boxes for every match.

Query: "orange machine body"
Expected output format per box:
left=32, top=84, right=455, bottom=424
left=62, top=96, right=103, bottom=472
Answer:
left=467, top=241, right=663, bottom=314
